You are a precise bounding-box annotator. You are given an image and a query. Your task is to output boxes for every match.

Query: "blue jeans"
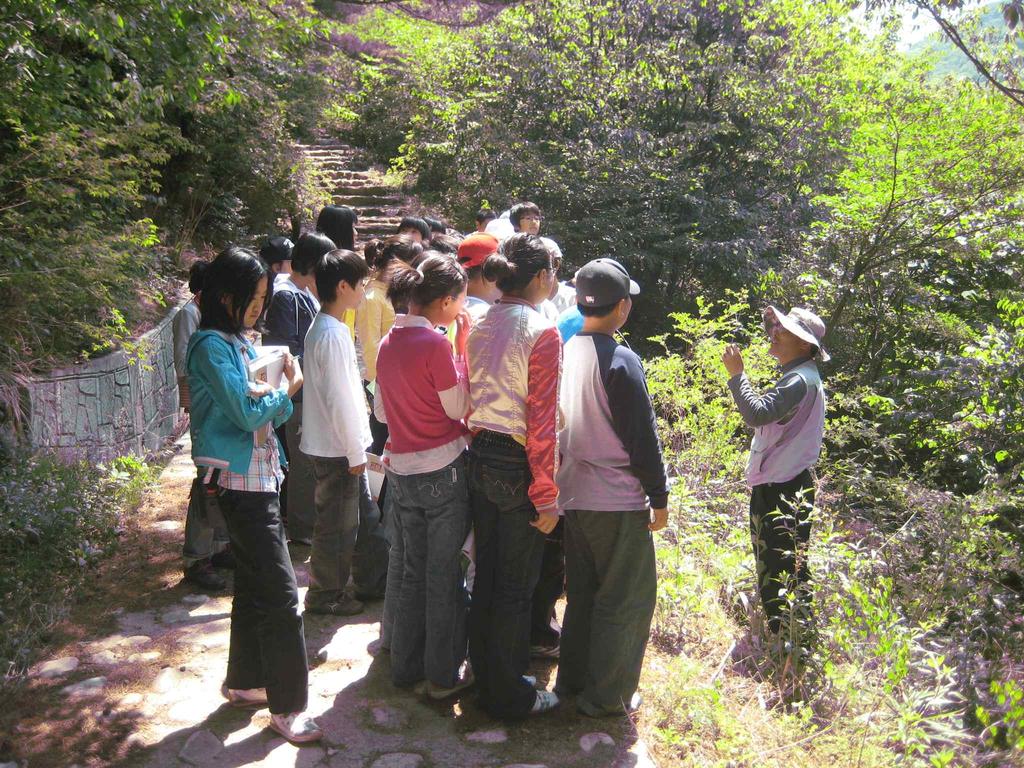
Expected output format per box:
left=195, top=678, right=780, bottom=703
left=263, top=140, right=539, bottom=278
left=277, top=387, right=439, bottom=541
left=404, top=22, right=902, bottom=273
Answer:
left=467, top=431, right=545, bottom=719
left=388, top=455, right=471, bottom=688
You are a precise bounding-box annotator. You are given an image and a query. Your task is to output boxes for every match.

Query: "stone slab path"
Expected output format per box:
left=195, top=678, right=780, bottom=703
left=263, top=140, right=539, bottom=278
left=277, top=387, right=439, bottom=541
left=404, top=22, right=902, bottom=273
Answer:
left=11, top=435, right=657, bottom=768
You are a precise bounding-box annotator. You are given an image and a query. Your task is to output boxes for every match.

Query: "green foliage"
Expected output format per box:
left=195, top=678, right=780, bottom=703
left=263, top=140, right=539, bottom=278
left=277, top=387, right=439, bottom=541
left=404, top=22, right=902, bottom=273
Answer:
left=0, top=0, right=343, bottom=393
left=340, top=0, right=863, bottom=332
left=645, top=301, right=1024, bottom=767
left=0, top=450, right=155, bottom=686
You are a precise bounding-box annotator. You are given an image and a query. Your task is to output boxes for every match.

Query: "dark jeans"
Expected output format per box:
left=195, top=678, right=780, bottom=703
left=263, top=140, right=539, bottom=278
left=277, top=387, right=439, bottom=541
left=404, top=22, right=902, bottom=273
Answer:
left=530, top=518, right=564, bottom=648
left=284, top=402, right=316, bottom=541
left=380, top=488, right=402, bottom=650
left=749, top=468, right=814, bottom=634
left=364, top=381, right=389, bottom=456
left=388, top=455, right=471, bottom=688
left=467, top=431, right=545, bottom=719
left=355, top=472, right=390, bottom=597
left=217, top=489, right=308, bottom=714
left=556, top=509, right=656, bottom=715
left=306, top=456, right=359, bottom=609
left=182, top=469, right=229, bottom=566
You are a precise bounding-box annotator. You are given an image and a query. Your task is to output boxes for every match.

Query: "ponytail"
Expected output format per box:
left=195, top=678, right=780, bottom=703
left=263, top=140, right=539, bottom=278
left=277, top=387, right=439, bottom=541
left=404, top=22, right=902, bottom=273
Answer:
left=388, top=253, right=466, bottom=309
left=483, top=233, right=552, bottom=294
left=373, top=234, right=420, bottom=272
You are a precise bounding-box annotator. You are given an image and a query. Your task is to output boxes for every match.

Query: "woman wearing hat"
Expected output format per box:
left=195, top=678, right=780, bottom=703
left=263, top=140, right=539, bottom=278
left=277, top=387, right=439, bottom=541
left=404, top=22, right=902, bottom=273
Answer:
left=721, top=306, right=828, bottom=636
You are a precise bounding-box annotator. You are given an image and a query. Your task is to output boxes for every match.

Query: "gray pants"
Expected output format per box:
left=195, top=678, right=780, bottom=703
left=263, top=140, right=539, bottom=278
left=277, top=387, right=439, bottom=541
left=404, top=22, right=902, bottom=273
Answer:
left=183, top=470, right=229, bottom=566
left=387, top=456, right=471, bottom=688
left=305, top=456, right=360, bottom=609
left=556, top=509, right=656, bottom=716
left=285, top=401, right=316, bottom=541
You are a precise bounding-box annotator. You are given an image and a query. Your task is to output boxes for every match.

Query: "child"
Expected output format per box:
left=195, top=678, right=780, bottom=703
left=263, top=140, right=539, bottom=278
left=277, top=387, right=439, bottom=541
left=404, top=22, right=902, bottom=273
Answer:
left=186, top=246, right=320, bottom=744
left=317, top=204, right=358, bottom=251
left=722, top=306, right=828, bottom=635
left=554, top=258, right=668, bottom=718
left=174, top=260, right=231, bottom=591
left=374, top=255, right=473, bottom=697
left=260, top=235, right=294, bottom=289
left=396, top=216, right=431, bottom=244
left=300, top=249, right=372, bottom=616
left=456, top=233, right=501, bottom=321
left=474, top=207, right=496, bottom=233
left=263, top=232, right=336, bottom=546
left=465, top=233, right=562, bottom=718
left=355, top=234, right=417, bottom=454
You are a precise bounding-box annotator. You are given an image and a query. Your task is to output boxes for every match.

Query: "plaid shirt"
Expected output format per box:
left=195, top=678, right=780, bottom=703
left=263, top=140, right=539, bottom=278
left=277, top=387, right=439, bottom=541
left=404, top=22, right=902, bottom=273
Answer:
left=216, top=433, right=284, bottom=493
left=205, top=335, right=286, bottom=494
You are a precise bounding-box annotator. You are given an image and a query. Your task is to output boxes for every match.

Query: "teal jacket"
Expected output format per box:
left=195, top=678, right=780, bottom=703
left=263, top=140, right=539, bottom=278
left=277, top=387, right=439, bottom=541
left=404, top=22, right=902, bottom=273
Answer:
left=186, top=330, right=292, bottom=474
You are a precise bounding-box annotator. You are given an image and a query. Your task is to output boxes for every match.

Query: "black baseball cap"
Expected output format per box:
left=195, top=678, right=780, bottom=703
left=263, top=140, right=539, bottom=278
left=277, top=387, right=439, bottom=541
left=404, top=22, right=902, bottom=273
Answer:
left=575, top=258, right=640, bottom=307
left=259, top=236, right=294, bottom=265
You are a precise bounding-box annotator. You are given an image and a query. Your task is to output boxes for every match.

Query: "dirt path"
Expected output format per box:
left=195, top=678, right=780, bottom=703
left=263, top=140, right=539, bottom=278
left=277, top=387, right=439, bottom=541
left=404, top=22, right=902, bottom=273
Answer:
left=5, top=435, right=657, bottom=768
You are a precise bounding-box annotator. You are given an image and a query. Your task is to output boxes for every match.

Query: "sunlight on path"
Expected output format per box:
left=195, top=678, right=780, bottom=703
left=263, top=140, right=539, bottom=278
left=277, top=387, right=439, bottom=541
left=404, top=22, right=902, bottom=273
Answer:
left=22, top=435, right=657, bottom=768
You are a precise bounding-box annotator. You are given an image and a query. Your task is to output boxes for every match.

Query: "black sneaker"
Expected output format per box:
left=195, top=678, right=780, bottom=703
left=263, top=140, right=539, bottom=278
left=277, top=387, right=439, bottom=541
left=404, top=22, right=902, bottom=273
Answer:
left=184, top=560, right=226, bottom=591
left=210, top=547, right=235, bottom=569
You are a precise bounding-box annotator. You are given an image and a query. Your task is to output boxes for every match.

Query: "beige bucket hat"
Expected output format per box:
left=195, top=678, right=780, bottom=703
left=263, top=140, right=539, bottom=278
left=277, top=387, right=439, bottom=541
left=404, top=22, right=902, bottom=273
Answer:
left=766, top=306, right=830, bottom=362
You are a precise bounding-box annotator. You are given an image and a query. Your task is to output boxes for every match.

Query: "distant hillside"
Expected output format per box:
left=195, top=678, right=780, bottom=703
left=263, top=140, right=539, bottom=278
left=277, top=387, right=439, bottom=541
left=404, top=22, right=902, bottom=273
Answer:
left=907, top=2, right=1023, bottom=79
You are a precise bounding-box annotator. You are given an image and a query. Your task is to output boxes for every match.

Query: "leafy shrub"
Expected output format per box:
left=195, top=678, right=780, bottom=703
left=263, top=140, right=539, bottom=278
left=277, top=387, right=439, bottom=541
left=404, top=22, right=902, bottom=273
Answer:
left=0, top=451, right=154, bottom=687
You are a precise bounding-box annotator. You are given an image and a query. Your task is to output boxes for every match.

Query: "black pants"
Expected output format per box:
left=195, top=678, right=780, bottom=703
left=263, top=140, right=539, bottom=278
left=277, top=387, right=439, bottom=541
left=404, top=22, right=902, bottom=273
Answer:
left=467, top=431, right=545, bottom=719
left=530, top=519, right=564, bottom=648
left=749, top=469, right=814, bottom=634
left=218, top=489, right=309, bottom=714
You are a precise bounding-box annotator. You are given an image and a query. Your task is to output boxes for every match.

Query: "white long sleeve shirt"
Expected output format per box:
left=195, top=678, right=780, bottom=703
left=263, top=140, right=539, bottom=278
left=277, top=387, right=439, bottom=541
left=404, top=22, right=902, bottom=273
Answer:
left=300, top=312, right=372, bottom=467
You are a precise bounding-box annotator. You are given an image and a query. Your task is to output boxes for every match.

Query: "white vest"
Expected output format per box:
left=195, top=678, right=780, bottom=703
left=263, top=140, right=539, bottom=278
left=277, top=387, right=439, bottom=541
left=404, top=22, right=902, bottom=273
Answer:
left=746, top=360, right=825, bottom=486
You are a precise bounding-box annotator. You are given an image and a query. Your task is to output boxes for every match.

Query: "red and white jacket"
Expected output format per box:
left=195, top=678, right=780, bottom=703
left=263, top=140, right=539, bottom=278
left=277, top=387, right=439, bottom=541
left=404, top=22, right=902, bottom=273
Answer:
left=466, top=297, right=562, bottom=515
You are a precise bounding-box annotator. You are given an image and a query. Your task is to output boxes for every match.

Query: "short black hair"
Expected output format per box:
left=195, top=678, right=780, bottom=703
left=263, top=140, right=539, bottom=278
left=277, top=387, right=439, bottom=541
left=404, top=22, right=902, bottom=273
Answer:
left=258, top=235, right=293, bottom=265
left=578, top=301, right=619, bottom=318
left=316, top=249, right=369, bottom=305
left=423, top=216, right=446, bottom=234
left=429, top=233, right=462, bottom=255
left=397, top=216, right=430, bottom=241
left=292, top=231, right=337, bottom=275
left=316, top=205, right=358, bottom=251
left=510, top=201, right=541, bottom=230
left=188, top=260, right=210, bottom=295
left=199, top=246, right=271, bottom=335
left=476, top=208, right=496, bottom=224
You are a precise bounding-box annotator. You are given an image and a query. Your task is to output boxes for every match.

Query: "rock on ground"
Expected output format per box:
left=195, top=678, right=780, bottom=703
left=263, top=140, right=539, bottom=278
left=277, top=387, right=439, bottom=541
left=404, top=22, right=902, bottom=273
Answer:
left=178, top=729, right=223, bottom=765
left=33, top=656, right=79, bottom=678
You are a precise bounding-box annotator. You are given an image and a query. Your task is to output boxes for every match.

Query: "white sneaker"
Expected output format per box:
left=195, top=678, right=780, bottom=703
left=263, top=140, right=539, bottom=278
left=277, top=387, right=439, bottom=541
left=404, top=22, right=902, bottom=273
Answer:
left=530, top=690, right=560, bottom=715
left=269, top=712, right=323, bottom=744
left=222, top=685, right=268, bottom=708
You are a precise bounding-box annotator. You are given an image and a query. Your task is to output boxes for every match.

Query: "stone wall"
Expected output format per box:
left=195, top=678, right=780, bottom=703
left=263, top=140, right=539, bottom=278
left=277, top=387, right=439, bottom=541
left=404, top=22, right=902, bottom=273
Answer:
left=26, top=303, right=184, bottom=463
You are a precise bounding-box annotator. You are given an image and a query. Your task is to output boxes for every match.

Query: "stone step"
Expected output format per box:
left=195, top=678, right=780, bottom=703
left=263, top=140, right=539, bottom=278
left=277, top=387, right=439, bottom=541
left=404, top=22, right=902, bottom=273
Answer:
left=333, top=194, right=405, bottom=207
left=303, top=150, right=363, bottom=159
left=333, top=184, right=396, bottom=196
left=351, top=206, right=404, bottom=219
left=295, top=143, right=355, bottom=150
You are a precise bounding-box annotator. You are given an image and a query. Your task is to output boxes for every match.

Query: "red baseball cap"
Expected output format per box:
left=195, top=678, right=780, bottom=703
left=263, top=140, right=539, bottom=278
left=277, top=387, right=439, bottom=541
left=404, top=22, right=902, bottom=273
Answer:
left=457, top=233, right=499, bottom=270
